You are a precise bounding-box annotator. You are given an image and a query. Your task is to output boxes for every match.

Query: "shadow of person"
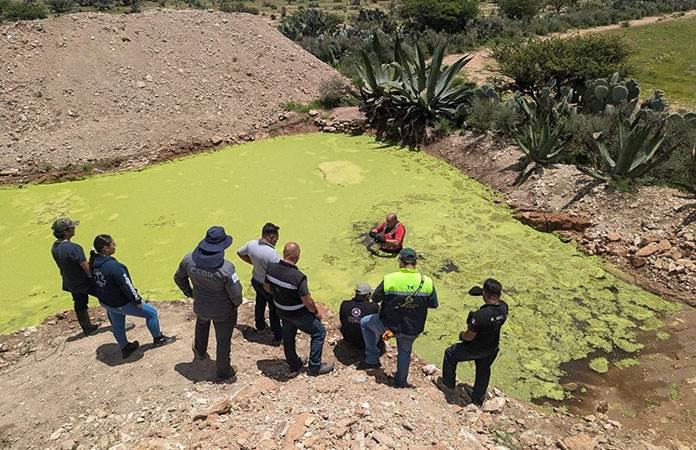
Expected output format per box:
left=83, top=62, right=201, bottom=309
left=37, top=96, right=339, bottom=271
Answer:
left=333, top=339, right=364, bottom=366
left=174, top=359, right=235, bottom=384
left=67, top=322, right=136, bottom=343
left=256, top=359, right=301, bottom=382
left=236, top=324, right=278, bottom=347
left=95, top=342, right=151, bottom=366
left=432, top=376, right=474, bottom=406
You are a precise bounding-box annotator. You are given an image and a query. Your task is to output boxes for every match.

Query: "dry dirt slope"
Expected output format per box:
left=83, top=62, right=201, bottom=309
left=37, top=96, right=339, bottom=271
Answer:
left=0, top=302, right=687, bottom=450
left=0, top=10, right=337, bottom=178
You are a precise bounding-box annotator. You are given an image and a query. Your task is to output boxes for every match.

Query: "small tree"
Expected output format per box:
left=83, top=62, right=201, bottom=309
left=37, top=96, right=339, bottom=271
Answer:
left=46, top=0, right=75, bottom=14
left=3, top=0, right=48, bottom=20
left=398, top=0, right=480, bottom=33
left=497, top=0, right=544, bottom=19
left=279, top=8, right=341, bottom=41
left=546, top=0, right=570, bottom=13
left=493, top=35, right=633, bottom=99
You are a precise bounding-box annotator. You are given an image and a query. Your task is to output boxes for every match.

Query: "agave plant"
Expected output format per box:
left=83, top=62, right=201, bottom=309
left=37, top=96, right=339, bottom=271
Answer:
left=578, top=110, right=678, bottom=184
left=510, top=86, right=576, bottom=184
left=356, top=36, right=473, bottom=146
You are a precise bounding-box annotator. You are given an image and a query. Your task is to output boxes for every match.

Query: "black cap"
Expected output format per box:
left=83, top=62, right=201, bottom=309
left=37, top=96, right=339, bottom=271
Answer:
left=398, top=247, right=417, bottom=264
left=469, top=278, right=502, bottom=297
left=262, top=222, right=280, bottom=236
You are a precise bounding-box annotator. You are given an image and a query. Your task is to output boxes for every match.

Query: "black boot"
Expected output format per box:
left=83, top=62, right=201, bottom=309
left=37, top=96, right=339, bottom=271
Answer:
left=76, top=309, right=99, bottom=335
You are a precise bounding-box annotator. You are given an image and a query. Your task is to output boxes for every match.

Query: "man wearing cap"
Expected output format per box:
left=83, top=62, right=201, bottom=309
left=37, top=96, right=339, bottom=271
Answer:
left=264, top=242, right=334, bottom=376
left=339, top=283, right=379, bottom=349
left=174, top=226, right=243, bottom=381
left=369, top=213, right=406, bottom=253
left=359, top=248, right=438, bottom=387
left=50, top=217, right=99, bottom=335
left=440, top=279, right=508, bottom=406
left=237, top=223, right=282, bottom=344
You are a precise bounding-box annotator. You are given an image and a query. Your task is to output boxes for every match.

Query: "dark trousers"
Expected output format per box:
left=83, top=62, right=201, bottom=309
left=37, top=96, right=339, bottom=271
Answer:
left=252, top=279, right=282, bottom=340
left=194, top=309, right=238, bottom=378
left=442, top=342, right=499, bottom=403
left=279, top=310, right=326, bottom=370
left=71, top=292, right=90, bottom=312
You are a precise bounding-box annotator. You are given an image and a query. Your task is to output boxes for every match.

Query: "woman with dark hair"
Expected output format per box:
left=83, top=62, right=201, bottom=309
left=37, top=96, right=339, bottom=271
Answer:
left=91, top=234, right=176, bottom=359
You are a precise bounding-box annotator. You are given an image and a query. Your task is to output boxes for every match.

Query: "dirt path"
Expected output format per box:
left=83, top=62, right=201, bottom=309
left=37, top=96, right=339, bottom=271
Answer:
left=1, top=301, right=691, bottom=450
left=444, top=9, right=696, bottom=84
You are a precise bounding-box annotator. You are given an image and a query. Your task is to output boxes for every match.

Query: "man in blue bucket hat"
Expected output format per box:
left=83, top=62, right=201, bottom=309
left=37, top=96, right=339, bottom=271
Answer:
left=175, top=226, right=243, bottom=381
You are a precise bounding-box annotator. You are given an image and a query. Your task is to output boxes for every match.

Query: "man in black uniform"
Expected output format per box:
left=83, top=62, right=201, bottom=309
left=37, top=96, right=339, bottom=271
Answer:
left=339, top=283, right=379, bottom=349
left=50, top=217, right=99, bottom=335
left=441, top=278, right=508, bottom=406
left=264, top=242, right=334, bottom=376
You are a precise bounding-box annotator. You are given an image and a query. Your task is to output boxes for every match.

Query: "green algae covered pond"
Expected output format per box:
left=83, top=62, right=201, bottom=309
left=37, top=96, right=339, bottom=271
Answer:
left=0, top=133, right=679, bottom=401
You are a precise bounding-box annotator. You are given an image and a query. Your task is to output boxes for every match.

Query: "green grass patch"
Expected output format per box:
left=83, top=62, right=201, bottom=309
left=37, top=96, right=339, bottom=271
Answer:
left=0, top=133, right=679, bottom=401
left=607, top=16, right=696, bottom=108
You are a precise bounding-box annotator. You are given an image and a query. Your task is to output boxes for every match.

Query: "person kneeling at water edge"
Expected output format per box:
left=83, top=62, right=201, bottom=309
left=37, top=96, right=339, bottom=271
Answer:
left=91, top=235, right=176, bottom=359
left=264, top=242, right=334, bottom=376
left=441, top=279, right=508, bottom=406
left=359, top=248, right=438, bottom=387
left=50, top=217, right=100, bottom=335
left=369, top=213, right=405, bottom=253
left=175, top=226, right=244, bottom=381
left=339, top=283, right=379, bottom=350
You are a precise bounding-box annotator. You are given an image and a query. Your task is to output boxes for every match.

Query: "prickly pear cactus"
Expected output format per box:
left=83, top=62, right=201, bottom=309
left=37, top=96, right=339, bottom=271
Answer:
left=474, top=84, right=500, bottom=103
left=642, top=90, right=670, bottom=112
left=581, top=72, right=640, bottom=113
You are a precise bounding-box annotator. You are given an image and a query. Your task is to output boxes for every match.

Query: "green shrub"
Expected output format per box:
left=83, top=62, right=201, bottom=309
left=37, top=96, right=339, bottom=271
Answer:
left=318, top=76, right=348, bottom=109
left=497, top=0, right=544, bottom=19
left=219, top=0, right=259, bottom=14
left=279, top=8, right=341, bottom=40
left=398, top=0, right=480, bottom=33
left=3, top=0, right=48, bottom=20
left=493, top=34, right=633, bottom=98
left=46, top=0, right=74, bottom=14
left=466, top=97, right=520, bottom=134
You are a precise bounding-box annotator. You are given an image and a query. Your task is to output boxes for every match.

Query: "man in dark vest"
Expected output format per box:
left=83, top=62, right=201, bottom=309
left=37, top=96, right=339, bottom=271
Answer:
left=50, top=217, right=99, bottom=335
left=441, top=278, right=509, bottom=406
left=265, top=242, right=333, bottom=376
left=339, top=283, right=379, bottom=349
left=359, top=248, right=438, bottom=387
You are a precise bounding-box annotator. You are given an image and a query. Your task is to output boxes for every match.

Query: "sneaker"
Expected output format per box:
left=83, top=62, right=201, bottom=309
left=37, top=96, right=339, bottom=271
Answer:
left=271, top=336, right=283, bottom=346
left=471, top=396, right=485, bottom=407
left=121, top=341, right=140, bottom=359
left=356, top=360, right=382, bottom=370
left=153, top=335, right=177, bottom=347
left=308, top=362, right=334, bottom=376
left=215, top=367, right=236, bottom=382
left=192, top=345, right=210, bottom=361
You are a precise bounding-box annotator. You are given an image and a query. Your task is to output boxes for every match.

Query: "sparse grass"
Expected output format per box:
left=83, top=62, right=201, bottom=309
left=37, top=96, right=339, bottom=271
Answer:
left=607, top=16, right=696, bottom=108
left=281, top=100, right=322, bottom=113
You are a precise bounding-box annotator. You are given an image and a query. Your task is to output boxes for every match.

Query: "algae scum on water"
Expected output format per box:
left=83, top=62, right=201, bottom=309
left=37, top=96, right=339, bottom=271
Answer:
left=0, top=133, right=678, bottom=401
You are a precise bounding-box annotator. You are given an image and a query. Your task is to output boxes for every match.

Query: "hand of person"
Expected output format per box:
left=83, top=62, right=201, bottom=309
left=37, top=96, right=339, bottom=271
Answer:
left=369, top=231, right=377, bottom=238
left=314, top=310, right=323, bottom=321
left=374, top=234, right=386, bottom=243
left=459, top=331, right=467, bottom=341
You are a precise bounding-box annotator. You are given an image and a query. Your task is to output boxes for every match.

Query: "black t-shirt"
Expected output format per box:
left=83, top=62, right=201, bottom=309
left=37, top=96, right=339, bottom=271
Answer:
left=51, top=240, right=91, bottom=294
left=265, top=260, right=309, bottom=317
left=339, top=298, right=379, bottom=346
left=466, top=301, right=508, bottom=356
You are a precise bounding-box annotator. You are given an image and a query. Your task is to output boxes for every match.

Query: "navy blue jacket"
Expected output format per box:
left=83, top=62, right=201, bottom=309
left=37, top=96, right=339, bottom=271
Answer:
left=92, top=255, right=142, bottom=307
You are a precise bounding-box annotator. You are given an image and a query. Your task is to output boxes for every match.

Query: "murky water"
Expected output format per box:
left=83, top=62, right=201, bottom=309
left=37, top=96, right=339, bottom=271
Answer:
left=0, top=133, right=679, bottom=401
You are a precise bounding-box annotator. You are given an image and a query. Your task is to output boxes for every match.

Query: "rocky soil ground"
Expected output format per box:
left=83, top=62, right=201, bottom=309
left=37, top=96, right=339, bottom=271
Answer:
left=0, top=10, right=338, bottom=183
left=0, top=302, right=691, bottom=450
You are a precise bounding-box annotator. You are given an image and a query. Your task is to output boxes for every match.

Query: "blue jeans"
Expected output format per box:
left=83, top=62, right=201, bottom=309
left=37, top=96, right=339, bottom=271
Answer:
left=101, top=302, right=161, bottom=349
left=360, top=314, right=417, bottom=386
left=278, top=310, right=326, bottom=370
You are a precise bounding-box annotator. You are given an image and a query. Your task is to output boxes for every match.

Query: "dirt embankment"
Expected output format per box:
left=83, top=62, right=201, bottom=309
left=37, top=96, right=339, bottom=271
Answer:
left=0, top=10, right=338, bottom=183
left=0, top=302, right=689, bottom=450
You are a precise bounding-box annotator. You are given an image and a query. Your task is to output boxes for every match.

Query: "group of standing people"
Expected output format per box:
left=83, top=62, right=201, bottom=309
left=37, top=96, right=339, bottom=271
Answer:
left=50, top=213, right=508, bottom=405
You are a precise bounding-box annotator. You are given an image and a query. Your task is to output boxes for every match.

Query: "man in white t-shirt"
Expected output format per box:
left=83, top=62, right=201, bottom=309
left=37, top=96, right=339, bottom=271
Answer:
left=237, top=223, right=282, bottom=343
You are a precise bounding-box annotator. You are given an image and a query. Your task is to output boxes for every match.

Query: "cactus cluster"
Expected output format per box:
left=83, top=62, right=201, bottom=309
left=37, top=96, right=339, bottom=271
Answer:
left=581, top=72, right=640, bottom=113
left=642, top=90, right=670, bottom=112
left=474, top=84, right=500, bottom=103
